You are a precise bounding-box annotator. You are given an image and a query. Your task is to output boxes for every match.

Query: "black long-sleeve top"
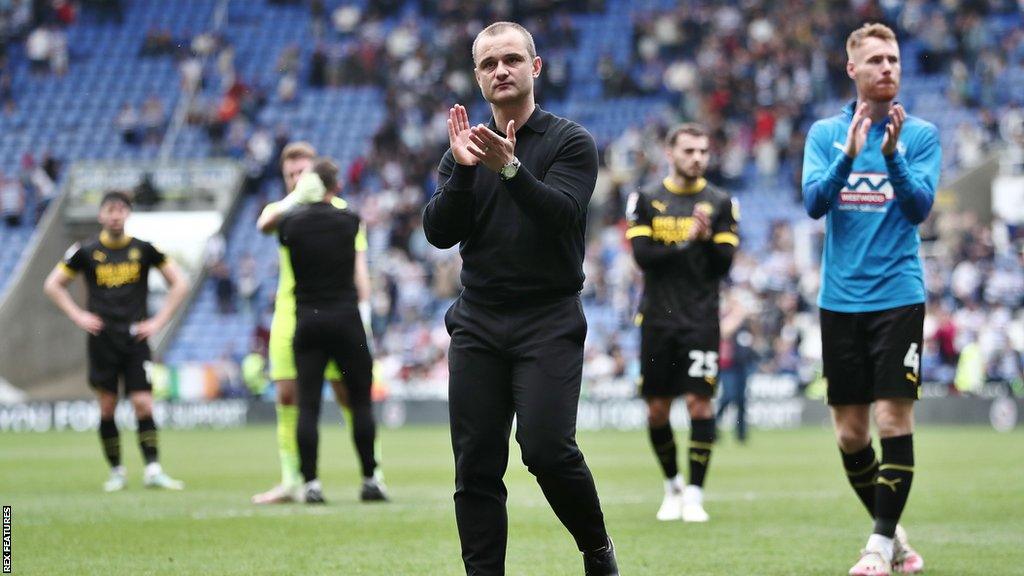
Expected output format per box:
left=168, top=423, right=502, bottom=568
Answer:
left=278, top=202, right=362, bottom=308
left=422, top=106, right=598, bottom=306
left=626, top=177, right=739, bottom=331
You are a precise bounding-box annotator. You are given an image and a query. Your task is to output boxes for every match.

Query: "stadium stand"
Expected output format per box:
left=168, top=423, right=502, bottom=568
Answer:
left=1, top=1, right=1021, bottom=397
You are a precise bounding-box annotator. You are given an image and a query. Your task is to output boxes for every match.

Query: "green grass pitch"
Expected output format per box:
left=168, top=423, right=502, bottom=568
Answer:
left=2, top=425, right=1022, bottom=575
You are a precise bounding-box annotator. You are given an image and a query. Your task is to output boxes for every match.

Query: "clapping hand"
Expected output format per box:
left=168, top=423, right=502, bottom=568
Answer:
left=882, top=103, right=905, bottom=156
left=469, top=120, right=516, bottom=173
left=448, top=105, right=479, bottom=166
left=688, top=205, right=712, bottom=242
left=844, top=102, right=871, bottom=159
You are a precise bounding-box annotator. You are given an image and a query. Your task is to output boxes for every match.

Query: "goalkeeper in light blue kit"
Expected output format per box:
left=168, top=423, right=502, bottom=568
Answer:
left=802, top=23, right=939, bottom=576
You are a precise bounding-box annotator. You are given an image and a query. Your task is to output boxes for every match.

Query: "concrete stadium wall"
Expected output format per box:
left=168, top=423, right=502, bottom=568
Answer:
left=0, top=192, right=94, bottom=399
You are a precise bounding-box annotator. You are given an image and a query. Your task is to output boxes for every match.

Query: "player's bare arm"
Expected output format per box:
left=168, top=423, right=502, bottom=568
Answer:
left=43, top=266, right=104, bottom=335
left=132, top=259, right=187, bottom=341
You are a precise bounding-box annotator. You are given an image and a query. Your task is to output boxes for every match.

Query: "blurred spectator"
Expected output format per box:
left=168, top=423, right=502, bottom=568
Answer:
left=48, top=23, right=68, bottom=75
left=116, top=103, right=141, bottom=145
left=956, top=121, right=987, bottom=168
left=242, top=127, right=274, bottom=195
left=203, top=232, right=226, bottom=269
left=216, top=351, right=246, bottom=397
left=217, top=44, right=236, bottom=90
left=309, top=44, right=327, bottom=88
left=191, top=31, right=218, bottom=58
left=310, top=0, right=326, bottom=39
left=236, top=253, right=261, bottom=314
left=179, top=52, right=203, bottom=92
left=277, top=72, right=298, bottom=103
left=134, top=173, right=162, bottom=209
left=332, top=4, right=361, bottom=36
left=41, top=152, right=60, bottom=182
left=0, top=63, right=13, bottom=115
left=538, top=50, right=571, bottom=101
left=25, top=155, right=56, bottom=222
left=25, top=25, right=49, bottom=73
left=276, top=44, right=300, bottom=75
left=141, top=95, right=166, bottom=144
left=211, top=260, right=237, bottom=314
left=0, top=172, right=25, bottom=226
left=717, top=293, right=756, bottom=443
left=598, top=54, right=637, bottom=97
left=140, top=28, right=174, bottom=57
left=53, top=0, right=76, bottom=26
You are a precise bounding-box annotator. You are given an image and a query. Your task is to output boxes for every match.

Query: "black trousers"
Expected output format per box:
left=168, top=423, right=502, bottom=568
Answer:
left=294, top=302, right=376, bottom=481
left=445, top=295, right=608, bottom=576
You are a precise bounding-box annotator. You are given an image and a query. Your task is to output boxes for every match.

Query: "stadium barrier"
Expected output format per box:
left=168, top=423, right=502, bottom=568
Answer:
left=0, top=395, right=1018, bottom=434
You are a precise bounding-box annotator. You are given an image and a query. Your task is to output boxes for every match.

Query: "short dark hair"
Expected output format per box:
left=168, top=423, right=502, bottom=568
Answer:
left=312, top=157, right=339, bottom=193
left=666, top=123, right=709, bottom=147
left=100, top=190, right=133, bottom=209
left=473, top=22, right=537, bottom=64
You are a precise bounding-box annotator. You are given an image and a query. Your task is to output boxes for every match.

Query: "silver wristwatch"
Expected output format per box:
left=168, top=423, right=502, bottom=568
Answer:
left=499, top=156, right=521, bottom=180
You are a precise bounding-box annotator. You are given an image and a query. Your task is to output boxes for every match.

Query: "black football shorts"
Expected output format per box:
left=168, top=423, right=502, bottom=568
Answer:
left=820, top=303, right=924, bottom=405
left=87, top=327, right=152, bottom=395
left=639, top=325, right=719, bottom=399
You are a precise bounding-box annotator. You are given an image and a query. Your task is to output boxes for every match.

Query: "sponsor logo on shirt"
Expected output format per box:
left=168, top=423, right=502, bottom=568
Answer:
left=95, top=261, right=142, bottom=288
left=839, top=172, right=892, bottom=213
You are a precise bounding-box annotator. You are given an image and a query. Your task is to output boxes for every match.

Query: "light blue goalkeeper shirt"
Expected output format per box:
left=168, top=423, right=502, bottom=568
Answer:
left=802, top=101, right=941, bottom=313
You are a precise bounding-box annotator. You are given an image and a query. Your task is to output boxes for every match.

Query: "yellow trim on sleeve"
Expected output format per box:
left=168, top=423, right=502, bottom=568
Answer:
left=58, top=263, right=78, bottom=278
left=355, top=225, right=368, bottom=252
left=625, top=226, right=652, bottom=239
left=713, top=232, right=739, bottom=246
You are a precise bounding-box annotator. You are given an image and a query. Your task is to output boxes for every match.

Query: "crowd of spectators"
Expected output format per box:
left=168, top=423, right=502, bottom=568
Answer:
left=0, top=2, right=71, bottom=228
left=9, top=0, right=1017, bottom=398
left=1, top=0, right=79, bottom=121
left=114, top=95, right=167, bottom=146
left=0, top=151, right=59, bottom=227
left=266, top=0, right=1013, bottom=399
left=310, top=0, right=1020, bottom=399
left=3, top=1, right=76, bottom=77
left=248, top=2, right=604, bottom=394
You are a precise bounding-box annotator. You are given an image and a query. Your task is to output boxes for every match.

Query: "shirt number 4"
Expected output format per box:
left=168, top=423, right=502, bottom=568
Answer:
left=903, top=343, right=920, bottom=377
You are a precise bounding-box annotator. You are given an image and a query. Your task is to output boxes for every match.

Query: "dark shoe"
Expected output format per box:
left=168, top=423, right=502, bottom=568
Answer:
left=582, top=538, right=619, bottom=576
left=359, top=476, right=389, bottom=502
